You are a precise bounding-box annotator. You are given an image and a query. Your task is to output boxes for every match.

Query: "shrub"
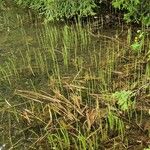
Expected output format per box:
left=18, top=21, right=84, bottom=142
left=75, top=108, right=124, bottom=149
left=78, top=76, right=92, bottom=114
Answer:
left=14, top=0, right=96, bottom=21
left=112, top=0, right=150, bottom=26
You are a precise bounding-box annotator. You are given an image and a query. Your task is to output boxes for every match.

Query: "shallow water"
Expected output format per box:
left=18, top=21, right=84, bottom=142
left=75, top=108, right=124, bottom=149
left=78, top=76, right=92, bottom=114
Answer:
left=0, top=5, right=126, bottom=83
left=1, top=3, right=149, bottom=150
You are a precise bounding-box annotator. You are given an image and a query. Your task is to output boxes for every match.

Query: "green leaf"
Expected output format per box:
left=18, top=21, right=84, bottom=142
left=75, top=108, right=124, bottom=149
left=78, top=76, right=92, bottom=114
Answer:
left=131, top=42, right=141, bottom=52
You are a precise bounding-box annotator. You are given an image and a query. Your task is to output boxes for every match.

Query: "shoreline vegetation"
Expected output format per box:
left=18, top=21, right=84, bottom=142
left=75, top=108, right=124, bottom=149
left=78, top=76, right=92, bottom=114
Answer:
left=0, top=0, right=150, bottom=149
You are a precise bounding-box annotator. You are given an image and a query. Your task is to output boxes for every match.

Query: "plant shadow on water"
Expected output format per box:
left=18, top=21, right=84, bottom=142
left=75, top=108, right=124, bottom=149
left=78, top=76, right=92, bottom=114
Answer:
left=0, top=4, right=150, bottom=150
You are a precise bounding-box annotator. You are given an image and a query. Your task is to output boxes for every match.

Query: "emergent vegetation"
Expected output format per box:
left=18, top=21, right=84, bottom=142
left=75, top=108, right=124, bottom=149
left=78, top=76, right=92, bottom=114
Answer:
left=0, top=0, right=150, bottom=149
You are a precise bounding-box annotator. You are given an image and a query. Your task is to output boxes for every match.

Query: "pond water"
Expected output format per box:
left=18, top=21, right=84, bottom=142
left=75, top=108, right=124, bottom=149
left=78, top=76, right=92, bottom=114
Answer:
left=0, top=3, right=128, bottom=91
left=0, top=3, right=150, bottom=150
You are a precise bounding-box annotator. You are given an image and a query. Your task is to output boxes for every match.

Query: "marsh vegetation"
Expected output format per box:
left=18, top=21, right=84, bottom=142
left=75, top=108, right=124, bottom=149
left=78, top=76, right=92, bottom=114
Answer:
left=0, top=0, right=150, bottom=149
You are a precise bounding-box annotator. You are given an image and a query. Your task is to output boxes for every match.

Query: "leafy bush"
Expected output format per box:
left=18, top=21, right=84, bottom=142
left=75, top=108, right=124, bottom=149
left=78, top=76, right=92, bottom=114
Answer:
left=112, top=0, right=150, bottom=26
left=14, top=0, right=96, bottom=21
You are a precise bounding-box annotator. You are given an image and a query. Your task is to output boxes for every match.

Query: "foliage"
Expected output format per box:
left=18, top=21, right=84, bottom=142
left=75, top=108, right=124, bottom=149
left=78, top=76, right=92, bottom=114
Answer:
left=14, top=0, right=96, bottom=21
left=112, top=0, right=150, bottom=26
left=1, top=0, right=149, bottom=25
left=131, top=30, right=146, bottom=53
left=113, top=90, right=135, bottom=111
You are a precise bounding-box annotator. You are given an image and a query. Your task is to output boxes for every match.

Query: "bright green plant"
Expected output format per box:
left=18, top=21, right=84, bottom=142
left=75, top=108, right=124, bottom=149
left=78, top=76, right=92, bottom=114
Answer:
left=112, top=0, right=150, bottom=26
left=131, top=30, right=146, bottom=53
left=113, top=90, right=135, bottom=111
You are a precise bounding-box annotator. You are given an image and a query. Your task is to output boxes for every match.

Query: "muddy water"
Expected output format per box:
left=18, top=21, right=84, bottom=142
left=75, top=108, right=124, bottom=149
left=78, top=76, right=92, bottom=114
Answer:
left=0, top=4, right=131, bottom=150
